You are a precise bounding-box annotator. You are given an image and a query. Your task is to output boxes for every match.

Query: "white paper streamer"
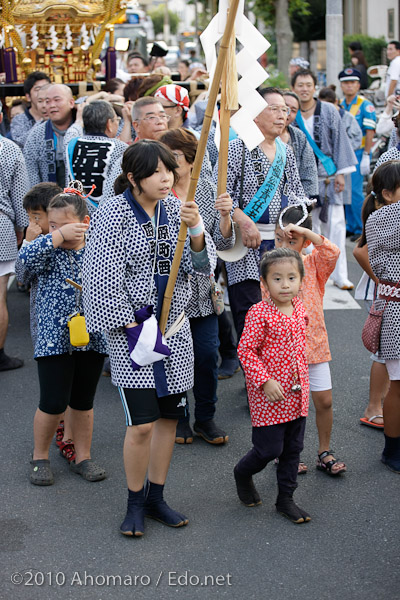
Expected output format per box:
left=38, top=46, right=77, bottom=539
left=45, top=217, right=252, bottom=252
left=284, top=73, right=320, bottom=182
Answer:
left=200, top=0, right=271, bottom=151
left=30, top=24, right=39, bottom=50
left=80, top=23, right=90, bottom=51
left=65, top=24, right=73, bottom=50
left=49, top=25, right=58, bottom=51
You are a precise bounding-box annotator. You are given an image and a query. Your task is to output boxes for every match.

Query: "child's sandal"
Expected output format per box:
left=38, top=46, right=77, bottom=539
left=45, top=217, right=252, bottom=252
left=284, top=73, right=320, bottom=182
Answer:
left=59, top=439, right=76, bottom=463
left=317, top=450, right=346, bottom=476
left=55, top=420, right=64, bottom=447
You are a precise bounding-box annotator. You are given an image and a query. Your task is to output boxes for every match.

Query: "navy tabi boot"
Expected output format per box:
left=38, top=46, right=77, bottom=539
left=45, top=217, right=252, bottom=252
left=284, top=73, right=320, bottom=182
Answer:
left=381, top=434, right=400, bottom=473
left=275, top=491, right=311, bottom=524
left=144, top=481, right=188, bottom=527
left=120, top=488, right=145, bottom=537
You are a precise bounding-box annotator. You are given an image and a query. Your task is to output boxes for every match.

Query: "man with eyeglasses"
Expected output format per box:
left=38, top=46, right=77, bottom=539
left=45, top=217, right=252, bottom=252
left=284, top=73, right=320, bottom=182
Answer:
left=10, top=71, right=50, bottom=149
left=292, top=69, right=357, bottom=290
left=213, top=87, right=306, bottom=342
left=64, top=100, right=128, bottom=208
left=132, top=97, right=170, bottom=142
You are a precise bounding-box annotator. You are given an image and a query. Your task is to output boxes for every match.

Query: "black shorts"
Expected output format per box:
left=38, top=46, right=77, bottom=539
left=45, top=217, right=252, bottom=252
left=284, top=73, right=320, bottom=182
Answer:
left=119, top=388, right=187, bottom=426
left=36, top=351, right=105, bottom=415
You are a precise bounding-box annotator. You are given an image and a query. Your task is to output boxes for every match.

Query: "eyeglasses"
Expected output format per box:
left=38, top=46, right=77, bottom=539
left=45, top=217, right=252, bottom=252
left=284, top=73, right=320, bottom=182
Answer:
left=138, top=114, right=171, bottom=123
left=113, top=116, right=121, bottom=123
left=171, top=151, right=185, bottom=161
left=266, top=105, right=291, bottom=116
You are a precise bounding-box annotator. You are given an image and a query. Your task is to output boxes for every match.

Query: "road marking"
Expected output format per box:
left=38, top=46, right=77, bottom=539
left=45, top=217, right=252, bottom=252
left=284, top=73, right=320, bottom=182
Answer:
left=323, top=279, right=361, bottom=310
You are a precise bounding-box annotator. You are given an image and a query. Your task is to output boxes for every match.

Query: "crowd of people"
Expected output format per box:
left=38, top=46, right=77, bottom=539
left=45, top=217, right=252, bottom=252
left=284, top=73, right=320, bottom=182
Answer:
left=2, top=38, right=400, bottom=536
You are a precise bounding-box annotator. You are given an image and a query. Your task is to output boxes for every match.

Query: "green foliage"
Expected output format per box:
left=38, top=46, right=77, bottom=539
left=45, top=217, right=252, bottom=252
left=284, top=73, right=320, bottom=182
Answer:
left=264, top=68, right=288, bottom=89
left=148, top=5, right=180, bottom=37
left=251, top=0, right=310, bottom=27
left=343, top=34, right=387, bottom=67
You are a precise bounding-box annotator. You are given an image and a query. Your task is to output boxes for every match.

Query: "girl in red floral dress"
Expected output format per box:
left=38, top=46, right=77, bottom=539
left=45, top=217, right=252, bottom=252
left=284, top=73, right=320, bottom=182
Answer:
left=235, top=247, right=310, bottom=524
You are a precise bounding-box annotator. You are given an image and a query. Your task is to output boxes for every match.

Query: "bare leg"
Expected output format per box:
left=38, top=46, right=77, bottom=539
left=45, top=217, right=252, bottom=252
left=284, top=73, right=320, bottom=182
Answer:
left=0, top=274, right=10, bottom=349
left=312, top=389, right=346, bottom=473
left=148, top=418, right=178, bottom=484
left=68, top=408, right=94, bottom=464
left=383, top=381, right=400, bottom=438
left=364, top=361, right=389, bottom=425
left=33, top=408, right=63, bottom=460
left=63, top=407, right=74, bottom=441
left=123, top=422, right=154, bottom=491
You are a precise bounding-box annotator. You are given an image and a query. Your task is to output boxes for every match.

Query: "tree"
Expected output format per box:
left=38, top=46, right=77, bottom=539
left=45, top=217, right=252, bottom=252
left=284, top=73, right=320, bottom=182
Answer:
left=251, top=0, right=310, bottom=82
left=148, top=5, right=180, bottom=37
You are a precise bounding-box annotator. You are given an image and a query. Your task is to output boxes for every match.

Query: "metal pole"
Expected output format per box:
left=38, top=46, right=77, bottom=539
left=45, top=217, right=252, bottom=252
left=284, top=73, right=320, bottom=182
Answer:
left=326, top=0, right=343, bottom=90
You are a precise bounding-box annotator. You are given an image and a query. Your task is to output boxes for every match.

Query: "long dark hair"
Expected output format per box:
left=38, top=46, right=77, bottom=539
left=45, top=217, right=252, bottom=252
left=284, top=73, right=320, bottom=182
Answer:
left=114, top=140, right=179, bottom=195
left=358, top=160, right=400, bottom=247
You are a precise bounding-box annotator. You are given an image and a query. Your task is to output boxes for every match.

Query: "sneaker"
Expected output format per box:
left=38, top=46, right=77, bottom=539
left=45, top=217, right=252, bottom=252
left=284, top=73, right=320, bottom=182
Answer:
left=193, top=420, right=228, bottom=445
left=0, top=354, right=24, bottom=371
left=333, top=279, right=354, bottom=291
left=218, top=358, right=240, bottom=380
left=175, top=422, right=193, bottom=444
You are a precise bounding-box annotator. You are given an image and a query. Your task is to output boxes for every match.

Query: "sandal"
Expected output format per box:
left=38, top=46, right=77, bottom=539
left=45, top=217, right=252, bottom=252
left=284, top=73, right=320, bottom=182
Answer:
left=70, top=459, right=106, bottom=482
left=55, top=420, right=64, bottom=447
left=59, top=439, right=76, bottom=463
left=317, top=450, right=346, bottom=476
left=30, top=459, right=54, bottom=486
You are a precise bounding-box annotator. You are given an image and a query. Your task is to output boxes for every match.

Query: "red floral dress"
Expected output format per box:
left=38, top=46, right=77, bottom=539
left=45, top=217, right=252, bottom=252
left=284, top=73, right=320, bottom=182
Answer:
left=237, top=297, right=309, bottom=427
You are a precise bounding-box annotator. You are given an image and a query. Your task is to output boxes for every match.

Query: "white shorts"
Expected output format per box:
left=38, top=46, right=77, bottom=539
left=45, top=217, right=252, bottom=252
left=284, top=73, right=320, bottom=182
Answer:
left=308, top=362, right=332, bottom=392
left=386, top=360, right=400, bottom=381
left=0, top=260, right=15, bottom=277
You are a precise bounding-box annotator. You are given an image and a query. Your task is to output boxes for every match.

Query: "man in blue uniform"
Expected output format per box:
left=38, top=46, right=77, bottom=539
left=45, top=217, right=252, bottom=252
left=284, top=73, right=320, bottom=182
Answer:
left=339, top=68, right=376, bottom=241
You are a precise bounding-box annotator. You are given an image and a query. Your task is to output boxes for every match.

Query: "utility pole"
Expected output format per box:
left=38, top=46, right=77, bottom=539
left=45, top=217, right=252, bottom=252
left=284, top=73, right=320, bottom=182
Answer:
left=163, top=0, right=170, bottom=45
left=326, top=0, right=343, bottom=89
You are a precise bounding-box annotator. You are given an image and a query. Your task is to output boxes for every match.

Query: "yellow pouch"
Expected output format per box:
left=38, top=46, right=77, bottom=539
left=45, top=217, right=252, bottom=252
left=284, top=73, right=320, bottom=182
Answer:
left=67, top=314, right=90, bottom=347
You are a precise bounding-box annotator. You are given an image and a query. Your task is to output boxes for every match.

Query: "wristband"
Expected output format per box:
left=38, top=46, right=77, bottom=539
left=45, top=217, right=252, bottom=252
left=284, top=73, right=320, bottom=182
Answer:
left=58, top=228, right=65, bottom=242
left=188, top=217, right=205, bottom=238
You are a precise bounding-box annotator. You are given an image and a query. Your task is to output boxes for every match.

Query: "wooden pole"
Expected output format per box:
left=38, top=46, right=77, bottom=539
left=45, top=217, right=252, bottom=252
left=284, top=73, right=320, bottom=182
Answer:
left=159, top=0, right=240, bottom=334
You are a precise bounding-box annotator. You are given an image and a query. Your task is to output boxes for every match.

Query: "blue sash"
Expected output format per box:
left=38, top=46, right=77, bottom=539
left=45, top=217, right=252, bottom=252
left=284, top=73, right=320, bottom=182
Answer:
left=123, top=188, right=172, bottom=396
left=243, top=137, right=287, bottom=223
left=295, top=110, right=337, bottom=176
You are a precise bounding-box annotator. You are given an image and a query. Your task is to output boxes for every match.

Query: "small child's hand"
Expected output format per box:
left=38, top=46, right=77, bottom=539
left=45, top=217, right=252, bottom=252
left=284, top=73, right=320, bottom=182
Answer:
left=282, top=223, right=306, bottom=238
left=215, top=192, right=232, bottom=217
left=263, top=379, right=285, bottom=402
left=26, top=221, right=42, bottom=242
left=59, top=223, right=89, bottom=242
left=180, top=201, right=201, bottom=228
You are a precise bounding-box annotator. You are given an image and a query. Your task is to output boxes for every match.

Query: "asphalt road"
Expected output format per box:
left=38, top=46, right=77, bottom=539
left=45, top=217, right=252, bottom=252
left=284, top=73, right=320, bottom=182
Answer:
left=1, top=243, right=399, bottom=600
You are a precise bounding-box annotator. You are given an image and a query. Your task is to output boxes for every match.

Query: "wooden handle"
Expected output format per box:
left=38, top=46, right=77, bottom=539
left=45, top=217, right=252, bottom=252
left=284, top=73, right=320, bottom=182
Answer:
left=159, top=0, right=240, bottom=334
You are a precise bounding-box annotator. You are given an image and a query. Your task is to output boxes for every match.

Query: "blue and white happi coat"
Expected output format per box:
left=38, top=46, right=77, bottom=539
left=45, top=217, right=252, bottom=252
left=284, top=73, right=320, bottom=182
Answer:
left=17, top=235, right=107, bottom=358
left=184, top=178, right=235, bottom=319
left=294, top=100, right=358, bottom=206
left=82, top=192, right=216, bottom=392
left=0, top=137, right=29, bottom=261
left=213, top=138, right=305, bottom=286
left=64, top=124, right=128, bottom=207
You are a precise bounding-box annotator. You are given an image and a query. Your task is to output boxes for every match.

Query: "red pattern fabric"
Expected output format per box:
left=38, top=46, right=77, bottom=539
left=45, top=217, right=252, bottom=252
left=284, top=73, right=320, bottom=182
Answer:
left=238, top=297, right=309, bottom=427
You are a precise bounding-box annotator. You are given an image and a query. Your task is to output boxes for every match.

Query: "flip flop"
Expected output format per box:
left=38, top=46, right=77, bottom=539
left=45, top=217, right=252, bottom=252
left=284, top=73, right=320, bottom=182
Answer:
left=360, top=415, right=384, bottom=429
